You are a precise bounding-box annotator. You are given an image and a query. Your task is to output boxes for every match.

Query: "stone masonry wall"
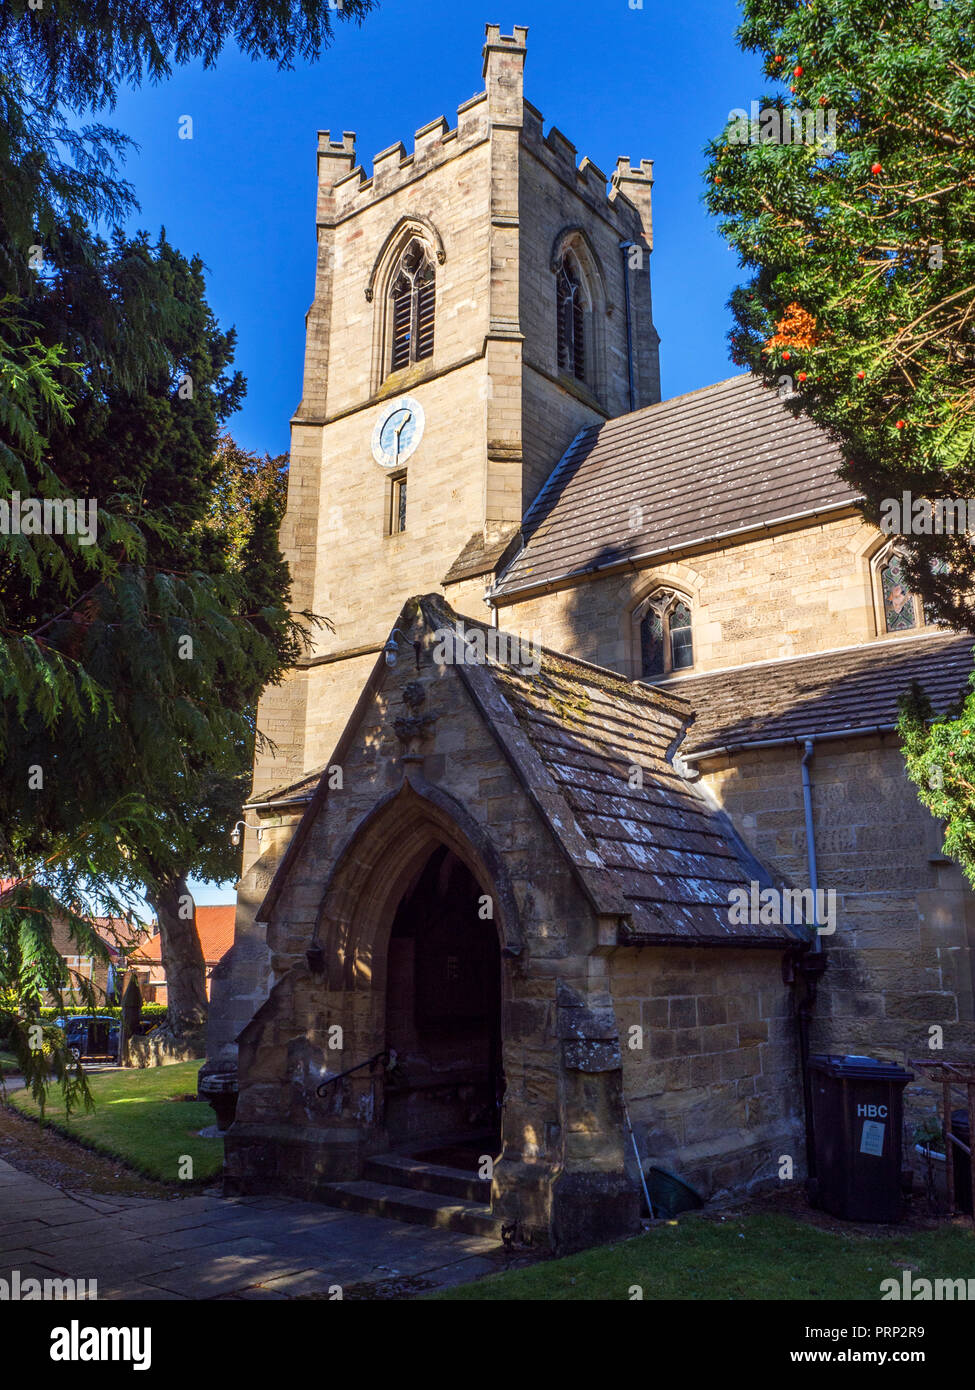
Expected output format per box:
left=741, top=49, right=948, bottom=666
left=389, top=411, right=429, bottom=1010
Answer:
left=251, top=25, right=661, bottom=812
left=697, top=737, right=975, bottom=1141
left=494, top=511, right=899, bottom=681
left=612, top=945, right=802, bottom=1199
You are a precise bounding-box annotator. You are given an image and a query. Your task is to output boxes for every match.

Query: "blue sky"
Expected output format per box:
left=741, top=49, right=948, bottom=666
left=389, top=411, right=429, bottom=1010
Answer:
left=108, top=0, right=767, bottom=460
left=109, top=0, right=766, bottom=901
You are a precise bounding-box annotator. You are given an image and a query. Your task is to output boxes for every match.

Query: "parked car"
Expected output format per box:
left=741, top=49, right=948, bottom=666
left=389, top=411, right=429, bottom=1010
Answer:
left=53, top=1016, right=120, bottom=1060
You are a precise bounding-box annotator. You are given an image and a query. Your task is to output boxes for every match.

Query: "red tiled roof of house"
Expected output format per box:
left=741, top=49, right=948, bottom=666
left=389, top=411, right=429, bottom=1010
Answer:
left=131, top=904, right=236, bottom=965
left=0, top=886, right=143, bottom=959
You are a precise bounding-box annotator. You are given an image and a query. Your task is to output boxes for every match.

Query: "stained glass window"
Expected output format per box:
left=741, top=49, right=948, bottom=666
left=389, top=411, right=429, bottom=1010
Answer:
left=881, top=553, right=917, bottom=631
left=670, top=601, right=693, bottom=669
left=640, top=597, right=693, bottom=677
left=640, top=607, right=665, bottom=676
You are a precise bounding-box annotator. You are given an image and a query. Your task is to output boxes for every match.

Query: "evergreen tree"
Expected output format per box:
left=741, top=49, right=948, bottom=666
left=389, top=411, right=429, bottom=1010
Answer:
left=0, top=0, right=361, bottom=1083
left=900, top=678, right=975, bottom=884
left=0, top=231, right=314, bottom=1079
left=704, top=0, right=975, bottom=625
left=706, top=0, right=975, bottom=884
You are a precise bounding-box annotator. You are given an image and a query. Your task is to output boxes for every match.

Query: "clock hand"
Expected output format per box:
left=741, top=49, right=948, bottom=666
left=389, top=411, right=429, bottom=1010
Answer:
left=392, top=413, right=409, bottom=467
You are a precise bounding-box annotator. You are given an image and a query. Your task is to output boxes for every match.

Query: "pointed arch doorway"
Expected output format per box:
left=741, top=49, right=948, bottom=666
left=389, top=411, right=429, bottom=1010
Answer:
left=384, top=843, right=504, bottom=1160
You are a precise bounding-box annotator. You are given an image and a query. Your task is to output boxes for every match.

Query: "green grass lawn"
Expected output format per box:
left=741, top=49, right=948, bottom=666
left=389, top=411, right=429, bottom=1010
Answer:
left=9, top=1060, right=223, bottom=1184
left=0, top=1050, right=19, bottom=1076
left=428, top=1210, right=975, bottom=1300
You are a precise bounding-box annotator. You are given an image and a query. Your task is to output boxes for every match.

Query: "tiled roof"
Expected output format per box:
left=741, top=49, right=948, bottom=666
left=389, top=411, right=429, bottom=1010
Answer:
left=0, top=886, right=142, bottom=957
left=255, top=595, right=800, bottom=947
left=131, top=905, right=237, bottom=965
left=673, top=632, right=974, bottom=757
left=442, top=527, right=521, bottom=586
left=495, top=374, right=859, bottom=595
left=249, top=769, right=321, bottom=807
left=431, top=599, right=799, bottom=948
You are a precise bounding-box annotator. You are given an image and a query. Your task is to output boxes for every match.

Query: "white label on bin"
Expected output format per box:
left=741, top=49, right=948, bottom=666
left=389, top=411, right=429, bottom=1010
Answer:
left=860, top=1119, right=886, bottom=1156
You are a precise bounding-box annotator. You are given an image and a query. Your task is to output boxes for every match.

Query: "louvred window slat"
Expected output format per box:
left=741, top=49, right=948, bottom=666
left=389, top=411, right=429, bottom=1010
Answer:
left=556, top=253, right=586, bottom=383
left=387, top=239, right=435, bottom=374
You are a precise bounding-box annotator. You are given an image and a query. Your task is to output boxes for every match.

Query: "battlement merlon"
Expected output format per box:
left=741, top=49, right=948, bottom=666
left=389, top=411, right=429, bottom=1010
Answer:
left=482, top=23, right=529, bottom=123
left=316, top=130, right=357, bottom=222
left=611, top=156, right=655, bottom=246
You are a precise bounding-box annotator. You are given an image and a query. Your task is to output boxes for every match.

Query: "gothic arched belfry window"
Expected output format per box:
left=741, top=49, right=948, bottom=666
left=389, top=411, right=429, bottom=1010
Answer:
left=389, top=239, right=435, bottom=373
left=556, top=252, right=586, bottom=382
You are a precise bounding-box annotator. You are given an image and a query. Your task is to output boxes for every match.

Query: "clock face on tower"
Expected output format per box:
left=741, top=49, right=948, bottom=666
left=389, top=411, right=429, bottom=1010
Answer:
left=371, top=396, right=425, bottom=469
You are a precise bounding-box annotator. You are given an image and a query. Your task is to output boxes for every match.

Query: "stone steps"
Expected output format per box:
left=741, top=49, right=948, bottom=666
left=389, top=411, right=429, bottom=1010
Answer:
left=363, top=1152, right=492, bottom=1204
left=320, top=1142, right=502, bottom=1239
left=318, top=1178, right=504, bottom=1239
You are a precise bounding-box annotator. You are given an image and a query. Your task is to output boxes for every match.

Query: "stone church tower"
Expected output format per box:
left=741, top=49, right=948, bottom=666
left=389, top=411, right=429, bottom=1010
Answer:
left=253, top=24, right=661, bottom=812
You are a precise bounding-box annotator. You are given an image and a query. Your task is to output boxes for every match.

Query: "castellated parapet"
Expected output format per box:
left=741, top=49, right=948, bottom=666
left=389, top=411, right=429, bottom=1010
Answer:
left=312, top=28, right=652, bottom=246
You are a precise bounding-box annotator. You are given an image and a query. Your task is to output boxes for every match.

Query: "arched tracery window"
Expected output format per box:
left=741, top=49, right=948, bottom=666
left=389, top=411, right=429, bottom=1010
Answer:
left=639, top=591, right=694, bottom=678
left=876, top=545, right=949, bottom=633
left=389, top=239, right=435, bottom=374
left=556, top=252, right=587, bottom=382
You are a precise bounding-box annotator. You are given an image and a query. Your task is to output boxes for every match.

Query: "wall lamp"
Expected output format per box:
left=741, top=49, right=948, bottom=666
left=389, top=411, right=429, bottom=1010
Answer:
left=383, top=627, right=422, bottom=669
left=230, top=819, right=263, bottom=847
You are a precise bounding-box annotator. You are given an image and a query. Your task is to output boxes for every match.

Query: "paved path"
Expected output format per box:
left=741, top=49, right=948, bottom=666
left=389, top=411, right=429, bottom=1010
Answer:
left=0, top=1158, right=501, bottom=1299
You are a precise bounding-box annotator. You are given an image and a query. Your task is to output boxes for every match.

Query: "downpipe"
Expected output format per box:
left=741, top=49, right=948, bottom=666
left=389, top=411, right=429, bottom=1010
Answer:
left=792, top=738, right=828, bottom=1194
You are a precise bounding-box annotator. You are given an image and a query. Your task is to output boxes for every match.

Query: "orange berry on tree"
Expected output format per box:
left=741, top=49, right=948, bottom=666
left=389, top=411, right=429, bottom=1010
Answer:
left=896, top=420, right=905, bottom=430
left=794, top=65, right=803, bottom=76
left=857, top=370, right=865, bottom=379
left=871, top=162, right=883, bottom=174
left=798, top=372, right=807, bottom=382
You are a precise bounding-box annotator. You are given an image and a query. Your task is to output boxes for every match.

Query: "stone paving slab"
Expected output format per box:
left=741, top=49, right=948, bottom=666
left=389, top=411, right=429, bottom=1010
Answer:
left=8, top=1200, right=108, bottom=1224
left=233, top=1265, right=363, bottom=1299
left=89, top=1282, right=189, bottom=1301
left=152, top=1223, right=269, bottom=1252
left=0, top=1222, right=60, bottom=1251
left=0, top=1247, right=70, bottom=1268
left=22, top=1220, right=150, bottom=1248
left=0, top=1155, right=500, bottom=1300
left=0, top=1181, right=68, bottom=1203
left=72, top=1195, right=129, bottom=1214
left=143, top=1254, right=318, bottom=1298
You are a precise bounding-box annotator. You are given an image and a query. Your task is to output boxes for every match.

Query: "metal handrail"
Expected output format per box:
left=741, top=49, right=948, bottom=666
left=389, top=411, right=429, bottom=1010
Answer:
left=316, top=1049, right=389, bottom=1099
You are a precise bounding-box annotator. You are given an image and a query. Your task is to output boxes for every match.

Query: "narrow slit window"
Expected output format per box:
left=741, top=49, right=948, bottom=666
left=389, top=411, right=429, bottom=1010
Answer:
left=923, top=556, right=950, bottom=626
left=389, top=473, right=407, bottom=535
left=640, top=608, right=665, bottom=677
left=669, top=601, right=693, bottom=669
